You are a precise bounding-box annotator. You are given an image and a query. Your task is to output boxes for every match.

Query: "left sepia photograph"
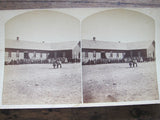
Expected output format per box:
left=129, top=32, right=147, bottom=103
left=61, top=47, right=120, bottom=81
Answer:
left=2, top=10, right=82, bottom=105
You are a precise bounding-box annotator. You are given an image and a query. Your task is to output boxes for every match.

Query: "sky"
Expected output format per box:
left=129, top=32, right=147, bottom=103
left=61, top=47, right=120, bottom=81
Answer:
left=82, top=9, right=155, bottom=42
left=5, top=9, right=155, bottom=43
left=5, top=10, right=80, bottom=43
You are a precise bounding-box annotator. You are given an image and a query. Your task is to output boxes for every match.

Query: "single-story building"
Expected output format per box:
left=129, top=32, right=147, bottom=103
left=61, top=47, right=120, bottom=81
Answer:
left=82, top=38, right=155, bottom=64
left=5, top=38, right=80, bottom=64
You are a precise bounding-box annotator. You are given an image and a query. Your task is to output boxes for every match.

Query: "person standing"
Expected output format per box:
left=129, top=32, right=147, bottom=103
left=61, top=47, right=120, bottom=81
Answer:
left=52, top=59, right=57, bottom=69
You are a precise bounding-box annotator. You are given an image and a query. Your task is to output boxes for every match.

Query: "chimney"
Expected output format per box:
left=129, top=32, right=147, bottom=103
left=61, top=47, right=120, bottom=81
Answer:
left=16, top=37, right=19, bottom=41
left=93, top=37, right=96, bottom=41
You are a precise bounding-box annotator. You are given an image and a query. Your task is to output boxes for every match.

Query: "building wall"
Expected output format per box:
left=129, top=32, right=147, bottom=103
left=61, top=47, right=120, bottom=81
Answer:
left=72, top=42, right=80, bottom=59
left=5, top=49, right=49, bottom=63
left=147, top=43, right=155, bottom=59
left=82, top=47, right=156, bottom=64
left=124, top=49, right=147, bottom=58
left=82, top=50, right=125, bottom=61
left=5, top=49, right=78, bottom=64
left=5, top=52, right=10, bottom=62
left=48, top=50, right=72, bottom=59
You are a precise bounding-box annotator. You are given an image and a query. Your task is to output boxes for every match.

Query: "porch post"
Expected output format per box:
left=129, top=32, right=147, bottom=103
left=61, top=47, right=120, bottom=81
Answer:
left=155, top=17, right=160, bottom=98
left=0, top=22, right=5, bottom=105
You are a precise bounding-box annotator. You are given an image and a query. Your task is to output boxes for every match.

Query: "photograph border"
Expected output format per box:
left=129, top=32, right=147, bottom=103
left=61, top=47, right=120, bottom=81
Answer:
left=0, top=7, right=160, bottom=109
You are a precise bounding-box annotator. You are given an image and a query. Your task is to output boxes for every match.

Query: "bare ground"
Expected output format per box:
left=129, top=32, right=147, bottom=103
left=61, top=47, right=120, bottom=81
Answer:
left=3, top=63, right=81, bottom=105
left=83, top=62, right=159, bottom=103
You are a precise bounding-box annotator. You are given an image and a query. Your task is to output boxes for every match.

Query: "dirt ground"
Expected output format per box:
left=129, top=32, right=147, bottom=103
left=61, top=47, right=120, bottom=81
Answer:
left=83, top=62, right=159, bottom=103
left=2, top=63, right=81, bottom=105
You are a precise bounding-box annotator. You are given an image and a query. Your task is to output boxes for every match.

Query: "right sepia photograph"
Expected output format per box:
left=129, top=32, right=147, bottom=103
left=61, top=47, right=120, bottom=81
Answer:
left=82, top=9, right=159, bottom=103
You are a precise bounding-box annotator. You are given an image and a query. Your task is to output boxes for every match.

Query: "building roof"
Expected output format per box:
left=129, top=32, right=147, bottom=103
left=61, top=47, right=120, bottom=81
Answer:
left=5, top=39, right=79, bottom=51
left=51, top=41, right=79, bottom=50
left=82, top=40, right=127, bottom=50
left=126, top=40, right=153, bottom=50
left=82, top=39, right=153, bottom=50
left=5, top=39, right=153, bottom=51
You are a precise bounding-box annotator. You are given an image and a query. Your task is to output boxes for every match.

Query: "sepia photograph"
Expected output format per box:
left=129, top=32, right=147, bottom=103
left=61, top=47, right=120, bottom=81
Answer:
left=2, top=10, right=81, bottom=105
left=0, top=8, right=160, bottom=108
left=82, top=9, right=159, bottom=103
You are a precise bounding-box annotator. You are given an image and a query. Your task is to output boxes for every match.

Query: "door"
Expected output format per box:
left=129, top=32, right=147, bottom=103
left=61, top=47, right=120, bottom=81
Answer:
left=101, top=52, right=106, bottom=59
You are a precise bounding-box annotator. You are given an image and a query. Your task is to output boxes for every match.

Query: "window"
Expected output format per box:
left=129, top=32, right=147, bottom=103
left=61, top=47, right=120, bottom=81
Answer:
left=16, top=50, right=19, bottom=58
left=101, top=52, right=106, bottom=58
left=40, top=53, right=42, bottom=58
left=24, top=53, right=29, bottom=59
left=85, top=52, right=88, bottom=58
left=117, top=53, right=119, bottom=57
left=138, top=51, right=141, bottom=57
left=54, top=52, right=57, bottom=58
left=123, top=53, right=125, bottom=57
left=63, top=52, right=66, bottom=57
left=47, top=53, right=49, bottom=58
left=93, top=51, right=96, bottom=57
left=110, top=51, right=113, bottom=57
left=34, top=51, right=36, bottom=58
left=130, top=51, right=133, bottom=57
left=8, top=51, right=11, bottom=57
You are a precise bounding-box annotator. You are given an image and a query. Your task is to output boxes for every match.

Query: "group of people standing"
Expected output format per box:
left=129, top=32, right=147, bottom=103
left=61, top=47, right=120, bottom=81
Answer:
left=52, top=57, right=138, bottom=68
left=52, top=59, right=62, bottom=69
left=129, top=59, right=138, bottom=68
